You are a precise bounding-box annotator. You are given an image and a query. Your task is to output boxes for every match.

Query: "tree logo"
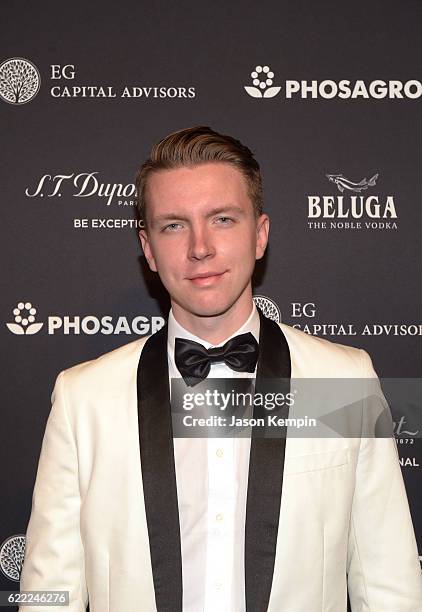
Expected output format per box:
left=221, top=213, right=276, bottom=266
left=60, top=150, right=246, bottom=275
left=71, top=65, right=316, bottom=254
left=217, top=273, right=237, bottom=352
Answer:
left=0, top=535, right=26, bottom=581
left=6, top=302, right=44, bottom=335
left=253, top=295, right=282, bottom=322
left=244, top=65, right=281, bottom=98
left=0, top=58, right=41, bottom=105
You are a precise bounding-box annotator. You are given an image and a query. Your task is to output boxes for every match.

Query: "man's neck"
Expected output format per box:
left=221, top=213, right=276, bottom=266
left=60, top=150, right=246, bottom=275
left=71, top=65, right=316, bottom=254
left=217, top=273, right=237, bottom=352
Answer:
left=170, top=299, right=255, bottom=345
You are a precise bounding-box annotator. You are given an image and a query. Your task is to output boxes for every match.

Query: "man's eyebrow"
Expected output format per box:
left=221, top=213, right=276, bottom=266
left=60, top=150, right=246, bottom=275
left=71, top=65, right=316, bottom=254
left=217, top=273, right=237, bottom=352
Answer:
left=205, top=205, right=246, bottom=217
left=151, top=206, right=246, bottom=225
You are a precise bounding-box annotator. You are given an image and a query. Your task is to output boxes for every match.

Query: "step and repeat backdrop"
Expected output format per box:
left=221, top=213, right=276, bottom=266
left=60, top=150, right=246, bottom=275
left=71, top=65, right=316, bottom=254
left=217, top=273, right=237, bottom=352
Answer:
left=1, top=0, right=421, bottom=606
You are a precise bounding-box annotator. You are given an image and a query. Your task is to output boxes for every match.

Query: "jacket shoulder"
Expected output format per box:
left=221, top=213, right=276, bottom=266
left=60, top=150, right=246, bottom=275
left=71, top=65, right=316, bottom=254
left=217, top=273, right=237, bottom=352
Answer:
left=57, top=336, right=150, bottom=397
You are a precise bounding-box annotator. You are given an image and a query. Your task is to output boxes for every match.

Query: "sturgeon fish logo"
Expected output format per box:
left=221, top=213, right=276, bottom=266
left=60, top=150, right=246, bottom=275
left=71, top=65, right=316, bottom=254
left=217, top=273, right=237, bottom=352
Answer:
left=326, top=173, right=379, bottom=193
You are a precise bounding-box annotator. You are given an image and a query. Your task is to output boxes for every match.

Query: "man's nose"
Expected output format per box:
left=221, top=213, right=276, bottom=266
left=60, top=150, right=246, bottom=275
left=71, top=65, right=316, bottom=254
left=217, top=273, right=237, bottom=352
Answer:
left=188, top=226, right=214, bottom=261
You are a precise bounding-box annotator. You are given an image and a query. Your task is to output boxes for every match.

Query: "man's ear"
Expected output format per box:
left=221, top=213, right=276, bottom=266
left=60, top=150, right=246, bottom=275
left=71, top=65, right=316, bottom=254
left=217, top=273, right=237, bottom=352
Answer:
left=139, top=229, right=158, bottom=272
left=255, top=214, right=270, bottom=260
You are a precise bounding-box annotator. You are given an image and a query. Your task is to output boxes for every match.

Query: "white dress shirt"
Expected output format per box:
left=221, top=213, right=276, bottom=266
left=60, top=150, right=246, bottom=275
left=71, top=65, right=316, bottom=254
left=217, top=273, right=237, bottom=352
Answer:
left=167, top=304, right=260, bottom=612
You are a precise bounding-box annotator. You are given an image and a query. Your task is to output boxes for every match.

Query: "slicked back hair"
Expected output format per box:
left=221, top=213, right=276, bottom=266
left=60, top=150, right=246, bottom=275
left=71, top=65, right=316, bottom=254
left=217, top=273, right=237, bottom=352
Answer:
left=135, top=125, right=263, bottom=227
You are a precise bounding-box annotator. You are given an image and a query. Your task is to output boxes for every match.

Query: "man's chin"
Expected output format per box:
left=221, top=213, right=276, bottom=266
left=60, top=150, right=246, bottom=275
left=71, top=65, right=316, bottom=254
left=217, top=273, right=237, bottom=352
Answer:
left=174, top=299, right=235, bottom=320
left=186, top=306, right=232, bottom=319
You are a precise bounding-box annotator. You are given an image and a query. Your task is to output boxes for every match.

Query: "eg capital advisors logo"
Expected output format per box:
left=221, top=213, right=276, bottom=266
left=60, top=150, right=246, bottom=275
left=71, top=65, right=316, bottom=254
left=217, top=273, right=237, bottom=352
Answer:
left=253, top=295, right=282, bottom=323
left=0, top=534, right=26, bottom=581
left=6, top=302, right=43, bottom=335
left=0, top=58, right=41, bottom=104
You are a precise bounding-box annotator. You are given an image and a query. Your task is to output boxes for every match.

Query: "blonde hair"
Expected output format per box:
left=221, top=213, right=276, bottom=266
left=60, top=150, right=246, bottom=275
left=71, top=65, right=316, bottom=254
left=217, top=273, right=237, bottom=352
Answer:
left=135, top=125, right=263, bottom=226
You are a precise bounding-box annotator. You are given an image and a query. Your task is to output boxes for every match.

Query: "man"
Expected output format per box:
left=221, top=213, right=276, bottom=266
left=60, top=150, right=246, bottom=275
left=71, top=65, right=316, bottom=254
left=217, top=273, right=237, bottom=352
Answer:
left=20, top=126, right=422, bottom=611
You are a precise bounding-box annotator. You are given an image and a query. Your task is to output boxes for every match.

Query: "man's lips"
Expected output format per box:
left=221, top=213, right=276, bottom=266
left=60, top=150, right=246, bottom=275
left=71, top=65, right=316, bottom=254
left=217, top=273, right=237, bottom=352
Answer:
left=187, top=271, right=227, bottom=286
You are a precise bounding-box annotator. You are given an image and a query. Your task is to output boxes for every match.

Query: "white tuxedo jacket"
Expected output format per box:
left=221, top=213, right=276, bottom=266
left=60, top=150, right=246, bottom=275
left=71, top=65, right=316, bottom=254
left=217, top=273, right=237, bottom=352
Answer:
left=20, top=312, right=422, bottom=611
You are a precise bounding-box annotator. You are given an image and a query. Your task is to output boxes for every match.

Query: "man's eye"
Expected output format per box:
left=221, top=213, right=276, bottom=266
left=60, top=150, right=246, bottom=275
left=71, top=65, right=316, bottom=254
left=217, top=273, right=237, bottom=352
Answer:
left=163, top=223, right=182, bottom=231
left=216, top=216, right=233, bottom=224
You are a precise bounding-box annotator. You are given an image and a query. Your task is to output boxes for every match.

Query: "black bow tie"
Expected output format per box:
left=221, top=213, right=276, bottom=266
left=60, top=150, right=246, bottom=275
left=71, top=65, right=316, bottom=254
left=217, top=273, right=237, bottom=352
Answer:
left=174, top=332, right=259, bottom=387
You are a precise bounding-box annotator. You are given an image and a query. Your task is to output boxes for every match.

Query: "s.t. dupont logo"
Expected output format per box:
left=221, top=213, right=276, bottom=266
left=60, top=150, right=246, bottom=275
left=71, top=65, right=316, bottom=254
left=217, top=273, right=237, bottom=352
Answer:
left=244, top=65, right=281, bottom=98
left=0, top=58, right=40, bottom=105
left=307, top=172, right=398, bottom=231
left=25, top=171, right=136, bottom=207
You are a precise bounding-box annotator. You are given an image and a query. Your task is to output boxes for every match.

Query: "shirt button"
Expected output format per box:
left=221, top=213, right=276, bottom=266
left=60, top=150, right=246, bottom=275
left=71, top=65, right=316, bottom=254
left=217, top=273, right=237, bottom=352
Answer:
left=216, top=448, right=224, bottom=458
left=216, top=513, right=224, bottom=522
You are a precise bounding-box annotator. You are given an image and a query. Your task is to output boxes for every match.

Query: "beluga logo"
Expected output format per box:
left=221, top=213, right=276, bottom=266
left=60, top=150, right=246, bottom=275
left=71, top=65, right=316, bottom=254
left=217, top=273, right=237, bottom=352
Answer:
left=326, top=173, right=378, bottom=193
left=307, top=172, right=398, bottom=231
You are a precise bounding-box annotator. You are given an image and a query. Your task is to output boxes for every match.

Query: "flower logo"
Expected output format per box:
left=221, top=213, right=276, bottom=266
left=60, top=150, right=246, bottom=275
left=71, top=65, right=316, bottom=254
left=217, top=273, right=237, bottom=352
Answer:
left=6, top=302, right=44, bottom=335
left=244, top=65, right=281, bottom=98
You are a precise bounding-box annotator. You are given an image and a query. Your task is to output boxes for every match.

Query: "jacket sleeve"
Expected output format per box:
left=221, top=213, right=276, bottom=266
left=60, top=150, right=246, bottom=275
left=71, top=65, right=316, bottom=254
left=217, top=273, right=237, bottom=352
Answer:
left=19, top=371, right=88, bottom=612
left=347, top=349, right=422, bottom=611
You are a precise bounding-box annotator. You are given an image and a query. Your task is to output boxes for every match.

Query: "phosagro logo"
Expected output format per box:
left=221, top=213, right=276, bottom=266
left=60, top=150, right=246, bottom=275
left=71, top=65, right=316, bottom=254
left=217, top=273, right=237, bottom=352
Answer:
left=6, top=302, right=43, bottom=335
left=253, top=295, right=282, bottom=323
left=243, top=66, right=421, bottom=100
left=307, top=172, right=398, bottom=231
left=244, top=65, right=281, bottom=99
left=0, top=535, right=26, bottom=581
left=0, top=58, right=40, bottom=104
left=7, top=299, right=278, bottom=335
left=5, top=302, right=165, bottom=336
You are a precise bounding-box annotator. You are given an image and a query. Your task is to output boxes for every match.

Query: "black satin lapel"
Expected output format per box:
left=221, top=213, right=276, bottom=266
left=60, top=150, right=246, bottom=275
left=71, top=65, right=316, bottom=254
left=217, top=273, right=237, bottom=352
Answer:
left=137, top=325, right=182, bottom=612
left=245, top=310, right=291, bottom=612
